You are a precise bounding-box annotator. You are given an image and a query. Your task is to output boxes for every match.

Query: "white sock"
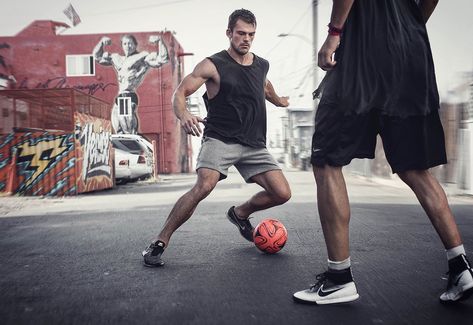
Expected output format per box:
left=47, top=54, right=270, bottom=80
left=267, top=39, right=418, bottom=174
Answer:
left=446, top=244, right=466, bottom=261
left=328, top=257, right=351, bottom=271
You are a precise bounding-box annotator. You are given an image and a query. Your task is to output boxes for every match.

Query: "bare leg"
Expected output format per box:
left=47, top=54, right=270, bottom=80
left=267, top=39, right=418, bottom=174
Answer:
left=397, top=169, right=462, bottom=249
left=313, top=165, right=351, bottom=261
left=154, top=168, right=220, bottom=245
left=235, top=169, right=291, bottom=218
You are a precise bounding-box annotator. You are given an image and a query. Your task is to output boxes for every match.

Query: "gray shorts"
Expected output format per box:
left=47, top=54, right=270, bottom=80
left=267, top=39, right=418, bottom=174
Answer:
left=196, top=137, right=281, bottom=183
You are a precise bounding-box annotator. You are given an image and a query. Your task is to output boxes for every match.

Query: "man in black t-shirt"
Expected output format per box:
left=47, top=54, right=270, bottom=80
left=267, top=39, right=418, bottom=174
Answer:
left=142, top=9, right=291, bottom=267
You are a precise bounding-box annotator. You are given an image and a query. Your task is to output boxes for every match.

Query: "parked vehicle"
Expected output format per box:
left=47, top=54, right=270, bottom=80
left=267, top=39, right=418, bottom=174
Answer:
left=111, top=135, right=154, bottom=181
left=114, top=148, right=132, bottom=184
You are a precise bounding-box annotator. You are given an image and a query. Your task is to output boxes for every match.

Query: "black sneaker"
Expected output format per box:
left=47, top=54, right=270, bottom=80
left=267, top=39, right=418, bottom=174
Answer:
left=293, top=268, right=359, bottom=305
left=142, top=241, right=165, bottom=267
left=226, top=206, right=254, bottom=242
left=439, top=254, right=473, bottom=303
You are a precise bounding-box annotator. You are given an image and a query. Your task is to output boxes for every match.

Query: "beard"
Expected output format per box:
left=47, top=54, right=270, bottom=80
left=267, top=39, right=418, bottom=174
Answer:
left=230, top=42, right=250, bottom=56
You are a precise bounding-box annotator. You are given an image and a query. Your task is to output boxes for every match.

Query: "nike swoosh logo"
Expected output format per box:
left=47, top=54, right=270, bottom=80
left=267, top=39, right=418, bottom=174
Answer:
left=318, top=285, right=343, bottom=297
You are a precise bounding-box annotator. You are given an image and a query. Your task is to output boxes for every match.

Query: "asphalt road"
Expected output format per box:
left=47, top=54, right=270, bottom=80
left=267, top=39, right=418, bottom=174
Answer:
left=0, top=170, right=472, bottom=324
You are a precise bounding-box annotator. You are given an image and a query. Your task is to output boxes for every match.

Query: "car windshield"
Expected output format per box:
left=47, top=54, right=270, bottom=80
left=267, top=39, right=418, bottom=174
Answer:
left=112, top=139, right=144, bottom=154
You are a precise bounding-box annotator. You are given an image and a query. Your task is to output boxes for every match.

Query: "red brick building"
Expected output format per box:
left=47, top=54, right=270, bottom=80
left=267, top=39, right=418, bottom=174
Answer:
left=0, top=20, right=192, bottom=174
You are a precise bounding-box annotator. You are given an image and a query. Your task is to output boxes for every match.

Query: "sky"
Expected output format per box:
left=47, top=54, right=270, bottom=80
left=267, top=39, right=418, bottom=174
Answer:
left=1, top=0, right=473, bottom=144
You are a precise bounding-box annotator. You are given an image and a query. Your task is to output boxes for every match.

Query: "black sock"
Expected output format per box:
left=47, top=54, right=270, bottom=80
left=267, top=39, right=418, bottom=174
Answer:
left=151, top=240, right=165, bottom=254
left=327, top=267, right=353, bottom=284
left=449, top=254, right=470, bottom=274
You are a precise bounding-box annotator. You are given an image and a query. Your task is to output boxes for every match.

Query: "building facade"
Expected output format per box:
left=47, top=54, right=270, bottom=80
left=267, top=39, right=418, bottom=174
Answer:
left=0, top=20, right=192, bottom=174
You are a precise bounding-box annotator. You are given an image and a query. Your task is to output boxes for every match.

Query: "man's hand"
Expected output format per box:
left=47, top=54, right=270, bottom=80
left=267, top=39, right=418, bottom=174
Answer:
left=180, top=111, right=205, bottom=137
left=265, top=79, right=290, bottom=107
left=278, top=96, right=290, bottom=107
left=145, top=35, right=168, bottom=67
left=148, top=35, right=161, bottom=45
left=100, top=36, right=112, bottom=46
left=318, top=35, right=340, bottom=71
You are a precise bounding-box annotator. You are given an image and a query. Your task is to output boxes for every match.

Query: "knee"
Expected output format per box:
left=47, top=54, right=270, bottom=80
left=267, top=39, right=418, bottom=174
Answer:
left=313, top=165, right=341, bottom=184
left=273, top=186, right=291, bottom=205
left=398, top=170, right=415, bottom=185
left=397, top=169, right=428, bottom=188
left=192, top=181, right=216, bottom=199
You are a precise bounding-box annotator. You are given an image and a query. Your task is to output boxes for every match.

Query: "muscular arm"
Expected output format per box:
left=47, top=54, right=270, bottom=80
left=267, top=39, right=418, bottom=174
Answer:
left=329, top=0, right=355, bottom=29
left=418, top=0, right=439, bottom=23
left=145, top=36, right=169, bottom=68
left=93, top=37, right=113, bottom=66
left=172, top=59, right=215, bottom=136
left=318, top=0, right=355, bottom=71
left=265, top=79, right=289, bottom=107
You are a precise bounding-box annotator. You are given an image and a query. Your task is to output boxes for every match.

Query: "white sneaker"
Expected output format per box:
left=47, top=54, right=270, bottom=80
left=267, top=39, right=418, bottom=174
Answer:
left=439, top=254, right=473, bottom=303
left=293, top=271, right=359, bottom=305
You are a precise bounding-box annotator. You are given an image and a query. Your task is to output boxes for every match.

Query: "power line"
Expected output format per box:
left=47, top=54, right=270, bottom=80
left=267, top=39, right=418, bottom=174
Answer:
left=88, top=0, right=194, bottom=16
left=264, top=3, right=311, bottom=58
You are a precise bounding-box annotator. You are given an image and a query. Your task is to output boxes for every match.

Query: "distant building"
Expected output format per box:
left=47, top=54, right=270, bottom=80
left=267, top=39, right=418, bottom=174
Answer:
left=283, top=107, right=314, bottom=169
left=439, top=80, right=473, bottom=194
left=0, top=20, right=192, bottom=174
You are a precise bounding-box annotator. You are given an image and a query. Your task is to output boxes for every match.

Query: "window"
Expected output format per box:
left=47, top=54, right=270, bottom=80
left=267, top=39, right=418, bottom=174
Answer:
left=66, top=55, right=95, bottom=76
left=112, top=139, right=144, bottom=154
left=117, top=97, right=132, bottom=116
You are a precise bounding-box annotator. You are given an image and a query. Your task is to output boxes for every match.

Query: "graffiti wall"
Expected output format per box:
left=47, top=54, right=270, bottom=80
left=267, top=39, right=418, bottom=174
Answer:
left=74, top=113, right=114, bottom=193
left=0, top=114, right=113, bottom=196
left=0, top=131, right=76, bottom=196
left=1, top=22, right=189, bottom=173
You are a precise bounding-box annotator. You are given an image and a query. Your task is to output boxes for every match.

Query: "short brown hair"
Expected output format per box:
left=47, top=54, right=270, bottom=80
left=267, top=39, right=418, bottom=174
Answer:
left=227, top=9, right=257, bottom=31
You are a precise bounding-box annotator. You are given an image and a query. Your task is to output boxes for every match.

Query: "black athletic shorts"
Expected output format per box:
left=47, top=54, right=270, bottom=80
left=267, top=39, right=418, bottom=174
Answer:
left=310, top=107, right=447, bottom=174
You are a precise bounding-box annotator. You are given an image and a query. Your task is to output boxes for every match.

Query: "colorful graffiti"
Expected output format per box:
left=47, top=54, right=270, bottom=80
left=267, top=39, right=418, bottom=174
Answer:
left=92, top=34, right=169, bottom=134
left=0, top=133, right=14, bottom=192
left=17, top=136, right=72, bottom=188
left=74, top=113, right=114, bottom=194
left=0, top=131, right=76, bottom=196
left=0, top=116, right=114, bottom=196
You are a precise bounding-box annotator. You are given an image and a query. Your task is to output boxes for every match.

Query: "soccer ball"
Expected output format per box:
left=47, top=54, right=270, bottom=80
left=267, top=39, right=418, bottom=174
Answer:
left=253, top=218, right=288, bottom=254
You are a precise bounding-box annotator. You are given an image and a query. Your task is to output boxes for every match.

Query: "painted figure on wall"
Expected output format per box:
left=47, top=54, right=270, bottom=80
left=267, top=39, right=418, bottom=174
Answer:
left=93, top=34, right=169, bottom=134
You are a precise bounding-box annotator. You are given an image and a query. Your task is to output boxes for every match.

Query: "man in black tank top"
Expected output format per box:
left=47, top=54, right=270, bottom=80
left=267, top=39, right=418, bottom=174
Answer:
left=142, top=9, right=291, bottom=267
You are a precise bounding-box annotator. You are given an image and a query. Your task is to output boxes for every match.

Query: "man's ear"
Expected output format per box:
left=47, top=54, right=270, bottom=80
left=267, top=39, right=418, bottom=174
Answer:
left=226, top=29, right=232, bottom=39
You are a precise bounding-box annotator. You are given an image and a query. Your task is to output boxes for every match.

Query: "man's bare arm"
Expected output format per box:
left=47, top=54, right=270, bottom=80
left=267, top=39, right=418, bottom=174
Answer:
left=265, top=79, right=289, bottom=107
left=418, top=0, right=439, bottom=23
left=329, top=0, right=355, bottom=29
left=93, top=36, right=113, bottom=66
left=318, top=0, right=355, bottom=71
left=172, top=59, right=215, bottom=136
left=145, top=35, right=169, bottom=68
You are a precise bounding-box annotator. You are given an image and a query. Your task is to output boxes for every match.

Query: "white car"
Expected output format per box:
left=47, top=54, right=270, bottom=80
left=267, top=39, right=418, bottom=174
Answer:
left=111, top=135, right=154, bottom=181
left=114, top=148, right=132, bottom=183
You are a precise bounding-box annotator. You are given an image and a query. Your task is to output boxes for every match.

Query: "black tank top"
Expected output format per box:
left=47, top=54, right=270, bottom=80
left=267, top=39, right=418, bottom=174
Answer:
left=203, top=50, right=269, bottom=148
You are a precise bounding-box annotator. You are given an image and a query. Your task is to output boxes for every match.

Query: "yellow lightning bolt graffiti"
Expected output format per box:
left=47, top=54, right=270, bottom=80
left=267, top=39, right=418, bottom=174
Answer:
left=17, top=138, right=69, bottom=186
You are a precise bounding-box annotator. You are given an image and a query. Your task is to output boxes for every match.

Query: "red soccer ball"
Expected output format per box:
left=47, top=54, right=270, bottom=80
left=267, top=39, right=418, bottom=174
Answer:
left=253, top=218, right=288, bottom=254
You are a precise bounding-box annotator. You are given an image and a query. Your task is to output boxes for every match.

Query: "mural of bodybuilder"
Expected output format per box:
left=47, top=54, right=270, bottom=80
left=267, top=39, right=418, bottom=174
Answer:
left=93, top=34, right=169, bottom=134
